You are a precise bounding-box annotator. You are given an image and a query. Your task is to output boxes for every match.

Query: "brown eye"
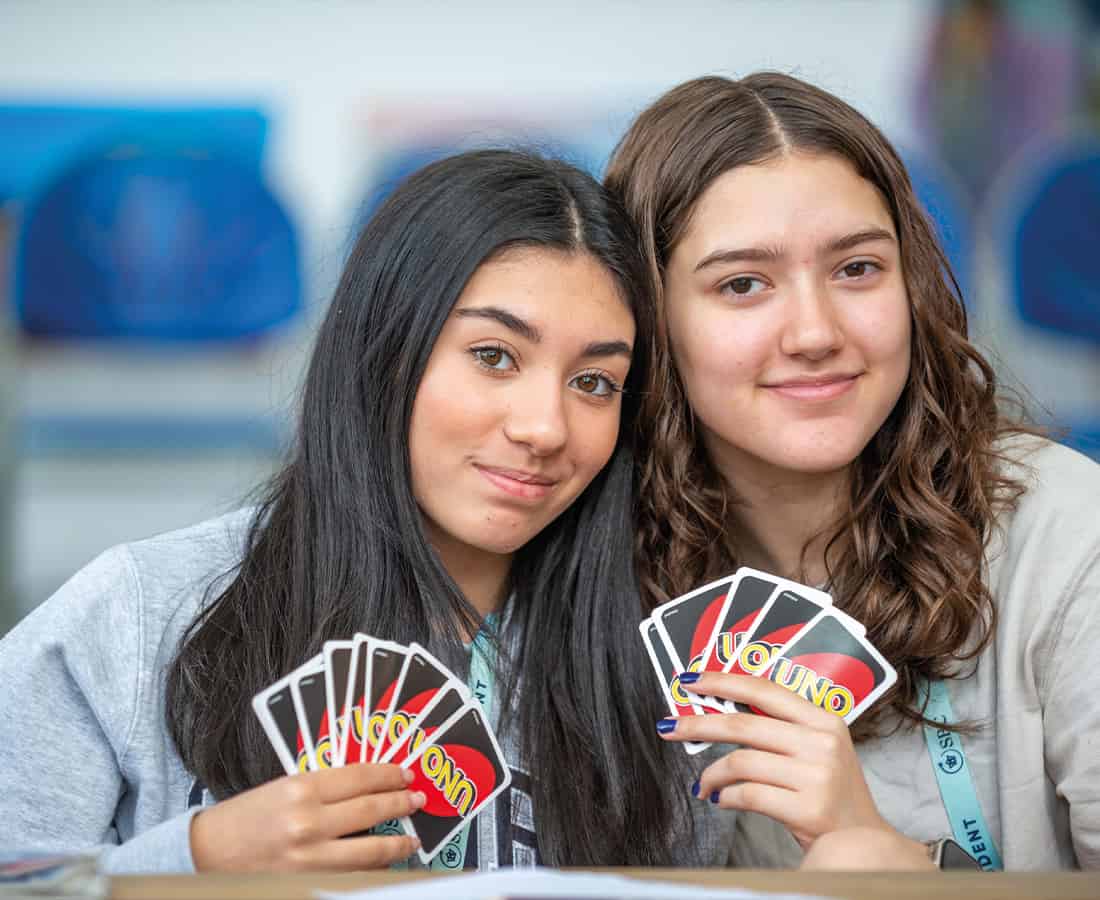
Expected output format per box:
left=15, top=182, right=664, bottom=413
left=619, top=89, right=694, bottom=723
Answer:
left=471, top=345, right=516, bottom=371
left=840, top=261, right=880, bottom=279
left=570, top=371, right=620, bottom=397
left=721, top=276, right=766, bottom=297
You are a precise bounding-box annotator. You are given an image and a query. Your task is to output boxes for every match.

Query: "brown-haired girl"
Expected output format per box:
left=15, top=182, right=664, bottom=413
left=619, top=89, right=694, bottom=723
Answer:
left=607, top=72, right=1100, bottom=871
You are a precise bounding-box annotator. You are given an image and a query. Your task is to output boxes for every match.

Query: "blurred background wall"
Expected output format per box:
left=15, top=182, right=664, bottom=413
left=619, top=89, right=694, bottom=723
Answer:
left=1, top=0, right=1097, bottom=630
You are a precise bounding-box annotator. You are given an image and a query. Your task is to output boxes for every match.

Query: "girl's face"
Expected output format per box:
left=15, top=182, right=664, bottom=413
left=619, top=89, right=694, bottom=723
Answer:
left=409, top=248, right=634, bottom=568
left=663, top=152, right=912, bottom=485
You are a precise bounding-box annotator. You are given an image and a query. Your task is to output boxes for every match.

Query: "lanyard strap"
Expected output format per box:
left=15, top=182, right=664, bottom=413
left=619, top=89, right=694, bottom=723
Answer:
left=920, top=679, right=1003, bottom=871
left=428, top=615, right=497, bottom=871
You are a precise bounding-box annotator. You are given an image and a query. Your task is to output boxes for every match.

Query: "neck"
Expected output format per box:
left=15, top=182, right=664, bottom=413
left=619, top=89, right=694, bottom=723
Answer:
left=448, top=552, right=512, bottom=621
left=423, top=526, right=512, bottom=622
left=708, top=442, right=849, bottom=586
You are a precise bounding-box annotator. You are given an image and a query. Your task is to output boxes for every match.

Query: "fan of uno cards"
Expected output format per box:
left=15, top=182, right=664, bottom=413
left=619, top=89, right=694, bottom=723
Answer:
left=251, top=635, right=511, bottom=865
left=639, top=567, right=897, bottom=749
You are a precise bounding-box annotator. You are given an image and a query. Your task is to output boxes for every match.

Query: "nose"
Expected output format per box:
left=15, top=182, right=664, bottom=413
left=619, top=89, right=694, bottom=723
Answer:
left=501, top=375, right=569, bottom=456
left=778, top=278, right=844, bottom=362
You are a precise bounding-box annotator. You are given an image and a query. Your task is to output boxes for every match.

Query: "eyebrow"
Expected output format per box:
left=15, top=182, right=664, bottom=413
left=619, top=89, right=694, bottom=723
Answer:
left=455, top=306, right=631, bottom=359
left=456, top=306, right=541, bottom=342
left=693, top=226, right=896, bottom=273
left=581, top=340, right=632, bottom=360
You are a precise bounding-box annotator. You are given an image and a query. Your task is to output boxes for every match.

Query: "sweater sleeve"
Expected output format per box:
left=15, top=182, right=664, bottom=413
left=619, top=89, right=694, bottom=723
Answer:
left=1039, top=544, right=1100, bottom=869
left=0, top=545, right=197, bottom=873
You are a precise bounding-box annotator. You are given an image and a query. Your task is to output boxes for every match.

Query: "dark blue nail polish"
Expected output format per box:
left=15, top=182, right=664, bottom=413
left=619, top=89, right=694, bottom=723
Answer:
left=709, top=791, right=721, bottom=804
left=691, top=780, right=700, bottom=798
left=678, top=671, right=701, bottom=685
left=656, top=718, right=677, bottom=734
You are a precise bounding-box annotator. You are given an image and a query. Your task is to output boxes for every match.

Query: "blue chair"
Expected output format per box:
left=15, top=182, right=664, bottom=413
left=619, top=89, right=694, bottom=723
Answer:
left=1008, top=143, right=1100, bottom=344
left=12, top=145, right=300, bottom=454
left=15, top=149, right=300, bottom=341
left=996, top=138, right=1100, bottom=457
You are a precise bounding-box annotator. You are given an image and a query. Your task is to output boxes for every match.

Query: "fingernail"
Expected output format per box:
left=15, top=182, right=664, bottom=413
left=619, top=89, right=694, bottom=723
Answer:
left=410, top=791, right=426, bottom=809
left=402, top=768, right=415, bottom=785
left=709, top=791, right=721, bottom=804
left=690, top=779, right=700, bottom=798
left=656, top=718, right=677, bottom=734
left=678, top=671, right=700, bottom=685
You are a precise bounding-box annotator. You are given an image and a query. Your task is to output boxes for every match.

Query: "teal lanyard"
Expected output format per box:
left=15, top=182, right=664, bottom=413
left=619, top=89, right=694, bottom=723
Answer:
left=428, top=615, right=497, bottom=871
left=920, top=679, right=1003, bottom=870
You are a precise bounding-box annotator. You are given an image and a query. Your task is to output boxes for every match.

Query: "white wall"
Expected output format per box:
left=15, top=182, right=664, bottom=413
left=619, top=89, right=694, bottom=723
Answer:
left=0, top=0, right=947, bottom=615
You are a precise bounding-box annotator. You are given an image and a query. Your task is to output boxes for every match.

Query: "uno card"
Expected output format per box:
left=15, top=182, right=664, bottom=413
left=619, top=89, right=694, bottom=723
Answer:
left=362, top=641, right=408, bottom=763
left=638, top=618, right=711, bottom=755
left=323, top=638, right=357, bottom=766
left=251, top=651, right=323, bottom=775
left=718, top=584, right=831, bottom=713
left=337, top=636, right=372, bottom=766
left=252, top=676, right=300, bottom=776
left=399, top=700, right=512, bottom=865
left=686, top=568, right=780, bottom=711
left=651, top=575, right=737, bottom=680
left=373, top=643, right=457, bottom=763
left=382, top=682, right=468, bottom=766
left=758, top=607, right=896, bottom=723
left=290, top=659, right=331, bottom=771
left=698, top=569, right=782, bottom=675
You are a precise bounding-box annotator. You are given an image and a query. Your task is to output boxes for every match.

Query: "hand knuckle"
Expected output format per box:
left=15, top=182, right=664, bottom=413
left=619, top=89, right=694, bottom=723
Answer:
left=282, top=844, right=312, bottom=870
left=281, top=778, right=316, bottom=808
left=283, top=813, right=318, bottom=847
left=738, top=783, right=763, bottom=811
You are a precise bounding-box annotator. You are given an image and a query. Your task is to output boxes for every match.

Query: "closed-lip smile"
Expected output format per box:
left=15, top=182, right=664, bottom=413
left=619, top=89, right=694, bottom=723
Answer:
left=476, top=464, right=559, bottom=500
left=762, top=372, right=861, bottom=399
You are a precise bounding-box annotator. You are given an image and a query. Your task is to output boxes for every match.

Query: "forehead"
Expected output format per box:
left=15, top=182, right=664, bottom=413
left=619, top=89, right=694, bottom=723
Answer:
left=679, top=152, right=895, bottom=252
left=453, top=247, right=635, bottom=331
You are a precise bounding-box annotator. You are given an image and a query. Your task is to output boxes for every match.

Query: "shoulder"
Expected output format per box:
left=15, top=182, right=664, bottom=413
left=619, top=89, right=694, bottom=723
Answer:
left=991, top=435, right=1100, bottom=563
left=14, top=508, right=257, bottom=659
left=986, top=435, right=1100, bottom=654
left=996, top=434, right=1100, bottom=510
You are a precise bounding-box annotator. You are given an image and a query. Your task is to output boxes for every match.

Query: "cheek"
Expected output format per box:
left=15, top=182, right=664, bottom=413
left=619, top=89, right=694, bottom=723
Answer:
left=668, top=304, right=768, bottom=390
left=855, top=292, right=913, bottom=371
left=409, top=369, right=493, bottom=478
left=570, top=406, right=622, bottom=477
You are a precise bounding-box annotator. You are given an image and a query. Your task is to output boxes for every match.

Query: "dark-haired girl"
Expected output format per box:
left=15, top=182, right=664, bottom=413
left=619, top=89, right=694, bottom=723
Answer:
left=607, top=73, right=1100, bottom=871
left=0, top=150, right=724, bottom=872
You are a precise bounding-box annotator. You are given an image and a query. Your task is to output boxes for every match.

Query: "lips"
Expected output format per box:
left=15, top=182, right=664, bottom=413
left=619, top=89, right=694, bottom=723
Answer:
left=476, top=465, right=559, bottom=500
left=762, top=373, right=861, bottom=401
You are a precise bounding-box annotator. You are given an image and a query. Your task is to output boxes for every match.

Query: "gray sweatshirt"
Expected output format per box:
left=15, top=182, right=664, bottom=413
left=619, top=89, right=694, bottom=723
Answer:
left=0, top=509, right=734, bottom=872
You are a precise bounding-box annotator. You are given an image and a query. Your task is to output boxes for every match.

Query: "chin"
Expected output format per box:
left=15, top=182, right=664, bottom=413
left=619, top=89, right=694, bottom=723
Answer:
left=773, top=443, right=865, bottom=476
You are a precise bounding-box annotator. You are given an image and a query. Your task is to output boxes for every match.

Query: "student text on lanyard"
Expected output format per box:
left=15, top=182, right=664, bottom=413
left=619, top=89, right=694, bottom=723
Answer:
left=920, top=679, right=1003, bottom=870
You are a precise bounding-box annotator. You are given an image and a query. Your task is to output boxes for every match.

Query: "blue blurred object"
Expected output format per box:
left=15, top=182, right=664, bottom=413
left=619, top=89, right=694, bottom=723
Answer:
left=903, top=149, right=974, bottom=310
left=15, top=148, right=301, bottom=341
left=998, top=136, right=1100, bottom=458
left=0, top=104, right=268, bottom=202
left=1008, top=141, right=1100, bottom=344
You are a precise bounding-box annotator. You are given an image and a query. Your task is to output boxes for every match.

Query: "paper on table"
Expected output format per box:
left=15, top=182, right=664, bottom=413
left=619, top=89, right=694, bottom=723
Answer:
left=315, top=867, right=829, bottom=900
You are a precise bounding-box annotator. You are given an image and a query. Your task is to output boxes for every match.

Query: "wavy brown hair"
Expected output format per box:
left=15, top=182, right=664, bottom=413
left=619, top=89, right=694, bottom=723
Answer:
left=606, top=72, right=1036, bottom=736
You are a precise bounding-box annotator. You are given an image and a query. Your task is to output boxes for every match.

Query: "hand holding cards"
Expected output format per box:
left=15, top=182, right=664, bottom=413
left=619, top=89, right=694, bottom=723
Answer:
left=251, top=634, right=511, bottom=866
left=639, top=567, right=897, bottom=750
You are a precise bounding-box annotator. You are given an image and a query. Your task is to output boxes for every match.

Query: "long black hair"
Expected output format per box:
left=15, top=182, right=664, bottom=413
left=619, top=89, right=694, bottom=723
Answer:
left=166, top=149, right=693, bottom=865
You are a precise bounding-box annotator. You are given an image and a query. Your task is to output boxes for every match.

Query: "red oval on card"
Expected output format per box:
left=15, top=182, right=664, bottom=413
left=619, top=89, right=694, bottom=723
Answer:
left=409, top=743, right=496, bottom=818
